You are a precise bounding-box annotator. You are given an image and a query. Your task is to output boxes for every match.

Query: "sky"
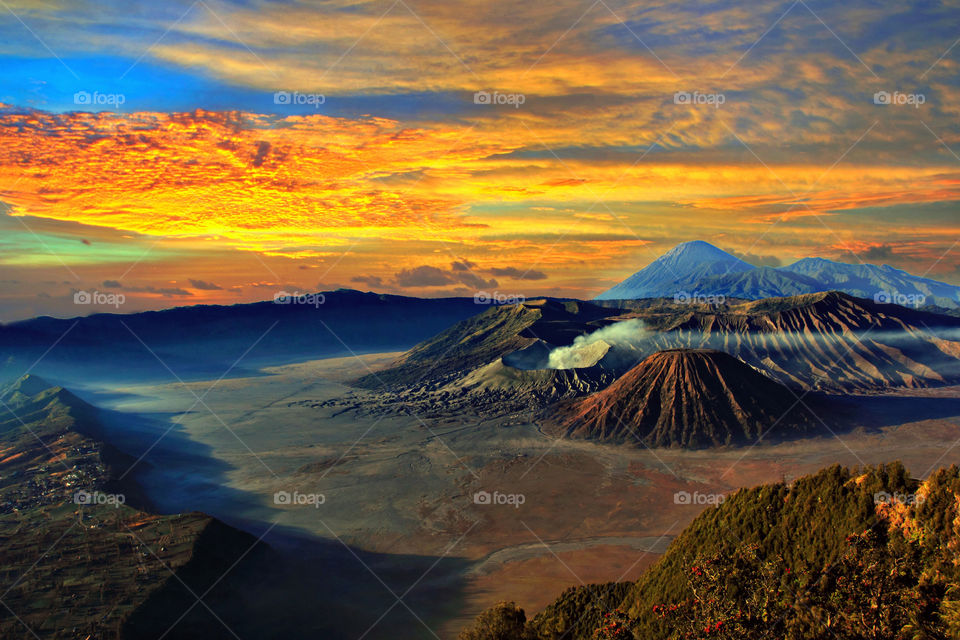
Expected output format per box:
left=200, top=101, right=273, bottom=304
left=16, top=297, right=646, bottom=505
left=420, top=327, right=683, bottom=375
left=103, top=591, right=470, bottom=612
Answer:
left=1, top=0, right=959, bottom=320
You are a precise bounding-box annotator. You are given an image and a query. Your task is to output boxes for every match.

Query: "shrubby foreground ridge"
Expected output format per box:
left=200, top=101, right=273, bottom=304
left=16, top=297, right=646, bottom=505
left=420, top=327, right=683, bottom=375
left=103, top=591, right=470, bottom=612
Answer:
left=460, top=462, right=960, bottom=639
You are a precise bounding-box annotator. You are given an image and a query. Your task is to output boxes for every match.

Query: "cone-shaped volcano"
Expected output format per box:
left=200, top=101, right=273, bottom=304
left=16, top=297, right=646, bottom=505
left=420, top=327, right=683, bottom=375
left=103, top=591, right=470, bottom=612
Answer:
left=561, top=349, right=813, bottom=448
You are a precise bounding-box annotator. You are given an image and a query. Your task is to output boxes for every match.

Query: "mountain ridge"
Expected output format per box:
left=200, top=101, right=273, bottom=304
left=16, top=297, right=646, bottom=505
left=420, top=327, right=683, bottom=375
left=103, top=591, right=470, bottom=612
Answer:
left=477, top=462, right=960, bottom=640
left=0, top=374, right=283, bottom=639
left=595, top=241, right=960, bottom=308
left=0, top=289, right=487, bottom=384
left=365, top=291, right=960, bottom=394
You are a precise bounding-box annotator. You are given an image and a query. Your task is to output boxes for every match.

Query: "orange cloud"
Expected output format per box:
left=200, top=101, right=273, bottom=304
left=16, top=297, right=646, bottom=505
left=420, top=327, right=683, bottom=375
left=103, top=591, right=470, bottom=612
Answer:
left=2, top=105, right=959, bottom=300
left=0, top=109, right=520, bottom=253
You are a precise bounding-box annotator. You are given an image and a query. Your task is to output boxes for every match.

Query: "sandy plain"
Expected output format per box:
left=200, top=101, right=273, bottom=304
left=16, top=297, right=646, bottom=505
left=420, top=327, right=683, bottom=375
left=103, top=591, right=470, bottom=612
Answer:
left=75, top=352, right=960, bottom=639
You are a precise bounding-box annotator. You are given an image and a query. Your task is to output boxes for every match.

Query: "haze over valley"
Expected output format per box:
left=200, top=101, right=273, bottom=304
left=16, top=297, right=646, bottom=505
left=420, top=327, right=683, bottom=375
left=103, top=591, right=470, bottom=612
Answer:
left=4, top=241, right=960, bottom=638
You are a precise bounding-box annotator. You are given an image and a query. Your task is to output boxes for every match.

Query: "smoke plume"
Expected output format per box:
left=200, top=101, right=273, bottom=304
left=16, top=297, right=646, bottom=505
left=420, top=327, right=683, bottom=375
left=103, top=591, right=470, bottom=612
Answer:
left=547, top=319, right=649, bottom=369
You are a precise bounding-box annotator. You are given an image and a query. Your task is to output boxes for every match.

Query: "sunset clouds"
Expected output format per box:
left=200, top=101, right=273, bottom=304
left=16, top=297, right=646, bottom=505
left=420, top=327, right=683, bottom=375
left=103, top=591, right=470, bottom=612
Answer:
left=1, top=0, right=959, bottom=318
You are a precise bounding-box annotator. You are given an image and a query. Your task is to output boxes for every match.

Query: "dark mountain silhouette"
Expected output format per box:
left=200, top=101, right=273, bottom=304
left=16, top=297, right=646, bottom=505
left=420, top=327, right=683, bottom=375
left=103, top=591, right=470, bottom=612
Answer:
left=0, top=289, right=484, bottom=384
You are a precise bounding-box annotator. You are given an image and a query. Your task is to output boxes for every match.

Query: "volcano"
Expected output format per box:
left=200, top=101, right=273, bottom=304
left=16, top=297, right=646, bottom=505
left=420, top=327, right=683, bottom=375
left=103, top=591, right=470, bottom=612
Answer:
left=559, top=349, right=814, bottom=448
left=454, top=359, right=615, bottom=400
left=645, top=291, right=960, bottom=391
left=595, top=240, right=960, bottom=308
left=595, top=240, right=753, bottom=300
left=353, top=298, right=622, bottom=387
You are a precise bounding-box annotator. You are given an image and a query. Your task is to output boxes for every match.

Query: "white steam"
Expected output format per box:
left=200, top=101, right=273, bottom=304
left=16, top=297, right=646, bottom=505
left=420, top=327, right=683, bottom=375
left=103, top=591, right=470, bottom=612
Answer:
left=543, top=317, right=960, bottom=378
left=547, top=319, right=650, bottom=369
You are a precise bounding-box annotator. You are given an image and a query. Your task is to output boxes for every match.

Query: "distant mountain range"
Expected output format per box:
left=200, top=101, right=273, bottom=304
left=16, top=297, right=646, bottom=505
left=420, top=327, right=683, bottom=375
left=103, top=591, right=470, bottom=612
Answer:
left=361, top=292, right=960, bottom=395
left=0, top=290, right=483, bottom=385
left=595, top=240, right=960, bottom=309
